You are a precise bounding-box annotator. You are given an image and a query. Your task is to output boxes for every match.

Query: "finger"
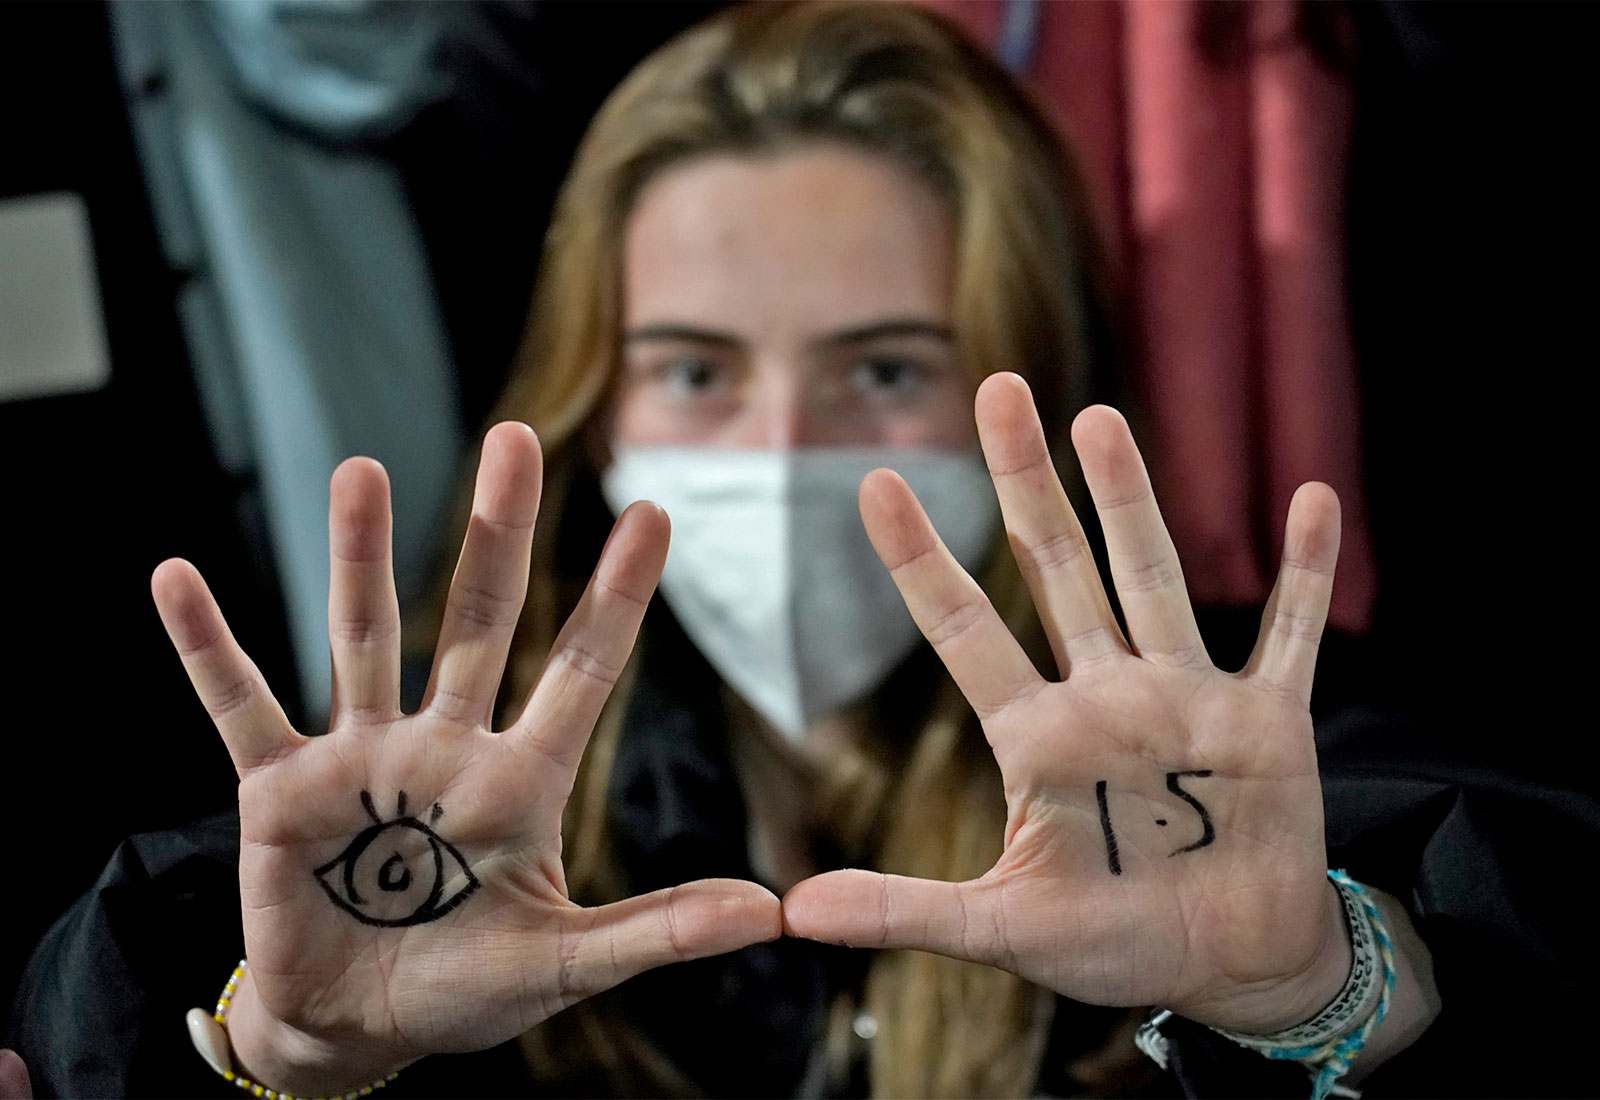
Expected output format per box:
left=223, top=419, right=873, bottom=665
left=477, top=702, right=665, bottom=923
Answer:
left=552, top=879, right=781, bottom=1003
left=781, top=870, right=1007, bottom=968
left=859, top=469, right=1043, bottom=722
left=151, top=558, right=298, bottom=775
left=1072, top=406, right=1208, bottom=664
left=512, top=502, right=668, bottom=772
left=423, top=423, right=542, bottom=727
left=327, top=458, right=401, bottom=725
left=1243, top=482, right=1341, bottom=705
left=0, top=1048, right=31, bottom=1100
left=976, top=373, right=1126, bottom=676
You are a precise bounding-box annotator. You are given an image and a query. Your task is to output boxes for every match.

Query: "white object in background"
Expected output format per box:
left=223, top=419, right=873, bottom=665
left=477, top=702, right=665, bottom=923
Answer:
left=0, top=192, right=111, bottom=402
left=108, top=1, right=466, bottom=724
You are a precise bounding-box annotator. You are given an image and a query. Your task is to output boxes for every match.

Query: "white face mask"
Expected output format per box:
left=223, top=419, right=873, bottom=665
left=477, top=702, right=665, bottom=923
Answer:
left=601, top=447, right=1001, bottom=741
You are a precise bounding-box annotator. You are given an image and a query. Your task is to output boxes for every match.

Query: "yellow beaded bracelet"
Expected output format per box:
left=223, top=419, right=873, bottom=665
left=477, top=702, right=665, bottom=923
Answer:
left=185, top=959, right=401, bottom=1100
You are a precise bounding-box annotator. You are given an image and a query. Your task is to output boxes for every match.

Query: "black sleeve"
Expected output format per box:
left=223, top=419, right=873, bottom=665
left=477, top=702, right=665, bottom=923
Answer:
left=6, top=812, right=245, bottom=1098
left=1164, top=707, right=1600, bottom=1099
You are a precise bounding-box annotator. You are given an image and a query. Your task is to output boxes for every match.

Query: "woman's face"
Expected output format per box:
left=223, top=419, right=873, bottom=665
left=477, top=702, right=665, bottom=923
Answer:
left=609, top=144, right=976, bottom=450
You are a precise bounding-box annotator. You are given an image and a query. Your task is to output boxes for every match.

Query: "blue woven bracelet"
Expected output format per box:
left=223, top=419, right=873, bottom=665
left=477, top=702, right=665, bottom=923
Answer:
left=1133, top=870, right=1397, bottom=1100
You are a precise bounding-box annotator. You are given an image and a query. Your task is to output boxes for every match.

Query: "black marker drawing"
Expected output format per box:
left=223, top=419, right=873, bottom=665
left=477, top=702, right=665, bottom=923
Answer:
left=1095, top=769, right=1217, bottom=876
left=1095, top=780, right=1122, bottom=876
left=1165, top=770, right=1215, bottom=856
left=315, top=791, right=480, bottom=927
left=378, top=853, right=411, bottom=892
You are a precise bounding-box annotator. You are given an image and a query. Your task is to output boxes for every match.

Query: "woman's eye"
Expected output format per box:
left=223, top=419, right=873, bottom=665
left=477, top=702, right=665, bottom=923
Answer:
left=659, top=356, right=725, bottom=393
left=851, top=356, right=929, bottom=393
left=314, top=791, right=480, bottom=928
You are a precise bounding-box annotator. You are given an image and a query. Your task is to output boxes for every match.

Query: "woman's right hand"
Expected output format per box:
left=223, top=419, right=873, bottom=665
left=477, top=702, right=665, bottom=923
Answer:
left=152, top=422, right=781, bottom=1096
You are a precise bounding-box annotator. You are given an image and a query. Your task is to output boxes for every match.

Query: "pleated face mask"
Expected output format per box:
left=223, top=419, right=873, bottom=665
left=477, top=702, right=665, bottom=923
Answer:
left=601, top=447, right=1001, bottom=741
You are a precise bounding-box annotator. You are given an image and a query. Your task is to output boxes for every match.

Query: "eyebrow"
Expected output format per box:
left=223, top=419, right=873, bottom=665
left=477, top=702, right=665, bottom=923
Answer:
left=623, top=324, right=739, bottom=348
left=821, top=319, right=954, bottom=347
left=623, top=318, right=954, bottom=348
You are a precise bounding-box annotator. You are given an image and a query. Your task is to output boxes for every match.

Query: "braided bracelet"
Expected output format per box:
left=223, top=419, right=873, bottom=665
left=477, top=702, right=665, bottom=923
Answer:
left=1216, top=871, right=1396, bottom=1098
left=1133, top=870, right=1397, bottom=1100
left=185, top=959, right=401, bottom=1100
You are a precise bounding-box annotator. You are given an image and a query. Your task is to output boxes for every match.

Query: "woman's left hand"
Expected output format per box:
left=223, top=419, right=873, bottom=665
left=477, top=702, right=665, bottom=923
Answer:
left=783, top=372, right=1351, bottom=1033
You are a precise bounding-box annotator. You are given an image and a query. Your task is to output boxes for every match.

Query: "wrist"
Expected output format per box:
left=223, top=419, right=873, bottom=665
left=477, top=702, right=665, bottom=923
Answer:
left=1139, top=872, right=1407, bottom=1098
left=1181, top=877, right=1353, bottom=1035
left=1244, top=878, right=1355, bottom=1034
left=225, top=966, right=411, bottom=1097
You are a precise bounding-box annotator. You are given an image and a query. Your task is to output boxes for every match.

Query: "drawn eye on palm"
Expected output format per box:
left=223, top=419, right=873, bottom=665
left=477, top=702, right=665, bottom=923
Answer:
left=314, top=791, right=481, bottom=927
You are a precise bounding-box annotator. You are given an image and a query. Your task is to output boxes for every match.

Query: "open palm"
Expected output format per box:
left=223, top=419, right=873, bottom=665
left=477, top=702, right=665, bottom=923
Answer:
left=153, top=423, right=780, bottom=1093
left=784, top=374, right=1348, bottom=1034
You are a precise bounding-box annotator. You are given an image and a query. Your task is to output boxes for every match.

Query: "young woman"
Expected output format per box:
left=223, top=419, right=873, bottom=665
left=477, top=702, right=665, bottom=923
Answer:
left=11, top=4, right=1448, bottom=1097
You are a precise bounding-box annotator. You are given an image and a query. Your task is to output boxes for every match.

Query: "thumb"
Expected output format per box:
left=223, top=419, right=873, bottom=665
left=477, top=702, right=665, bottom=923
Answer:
left=552, top=879, right=782, bottom=1001
left=782, top=870, right=1005, bottom=967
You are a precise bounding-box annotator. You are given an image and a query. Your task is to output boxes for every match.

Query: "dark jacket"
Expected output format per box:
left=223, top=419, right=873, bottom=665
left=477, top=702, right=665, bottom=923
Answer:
left=10, top=632, right=1596, bottom=1097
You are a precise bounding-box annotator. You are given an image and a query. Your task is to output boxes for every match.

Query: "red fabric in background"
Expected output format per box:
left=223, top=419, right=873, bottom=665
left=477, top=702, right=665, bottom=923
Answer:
left=923, top=0, right=1376, bottom=634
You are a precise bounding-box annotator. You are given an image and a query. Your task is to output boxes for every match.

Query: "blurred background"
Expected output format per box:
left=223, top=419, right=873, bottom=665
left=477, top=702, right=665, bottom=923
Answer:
left=1, top=0, right=1591, bottom=1021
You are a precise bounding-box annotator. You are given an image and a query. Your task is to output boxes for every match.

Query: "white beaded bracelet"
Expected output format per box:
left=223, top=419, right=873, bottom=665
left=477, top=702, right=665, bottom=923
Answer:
left=186, top=959, right=401, bottom=1100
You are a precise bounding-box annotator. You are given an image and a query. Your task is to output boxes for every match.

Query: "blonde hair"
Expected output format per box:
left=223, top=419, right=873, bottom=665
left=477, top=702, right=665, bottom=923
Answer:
left=487, top=3, right=1114, bottom=1095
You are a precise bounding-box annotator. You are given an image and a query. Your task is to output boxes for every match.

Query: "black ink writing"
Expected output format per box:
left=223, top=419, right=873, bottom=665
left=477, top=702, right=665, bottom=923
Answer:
left=315, top=791, right=480, bottom=927
left=1095, top=769, right=1217, bottom=876
left=378, top=853, right=412, bottom=892
left=1164, top=770, right=1215, bottom=856
left=1095, top=780, right=1122, bottom=876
